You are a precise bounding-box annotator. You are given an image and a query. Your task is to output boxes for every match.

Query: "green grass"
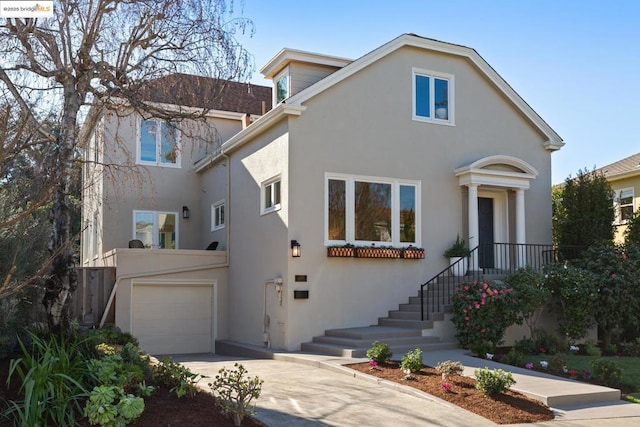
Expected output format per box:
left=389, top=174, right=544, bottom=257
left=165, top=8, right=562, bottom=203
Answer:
left=626, top=393, right=640, bottom=404
left=517, top=354, right=640, bottom=391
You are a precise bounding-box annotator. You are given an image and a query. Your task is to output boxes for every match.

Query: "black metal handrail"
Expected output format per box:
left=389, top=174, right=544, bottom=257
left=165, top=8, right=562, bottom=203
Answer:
left=419, top=243, right=585, bottom=321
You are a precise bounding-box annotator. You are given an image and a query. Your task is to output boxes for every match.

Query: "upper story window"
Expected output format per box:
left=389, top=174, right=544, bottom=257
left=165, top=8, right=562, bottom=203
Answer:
left=325, top=173, right=420, bottom=247
left=615, top=188, right=634, bottom=224
left=275, top=68, right=289, bottom=104
left=261, top=176, right=281, bottom=215
left=134, top=210, right=178, bottom=249
left=211, top=200, right=225, bottom=231
left=413, top=68, right=454, bottom=125
left=138, top=119, right=181, bottom=167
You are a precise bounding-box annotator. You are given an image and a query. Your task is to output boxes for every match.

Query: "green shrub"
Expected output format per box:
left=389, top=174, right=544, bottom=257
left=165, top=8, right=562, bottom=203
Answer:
left=84, top=385, right=145, bottom=427
left=209, top=363, right=263, bottom=427
left=533, top=329, right=564, bottom=355
left=513, top=337, right=537, bottom=355
left=366, top=341, right=393, bottom=364
left=470, top=341, right=493, bottom=358
left=474, top=368, right=516, bottom=396
left=590, top=359, right=623, bottom=387
left=400, top=348, right=423, bottom=373
left=435, top=360, right=463, bottom=379
left=451, top=280, right=520, bottom=350
left=543, top=263, right=598, bottom=340
left=504, top=267, right=549, bottom=335
left=87, top=354, right=144, bottom=390
left=501, top=349, right=525, bottom=367
left=603, top=343, right=617, bottom=356
left=619, top=339, right=640, bottom=357
left=584, top=340, right=602, bottom=357
left=547, top=354, right=567, bottom=374
left=153, top=357, right=204, bottom=398
left=3, top=332, right=91, bottom=426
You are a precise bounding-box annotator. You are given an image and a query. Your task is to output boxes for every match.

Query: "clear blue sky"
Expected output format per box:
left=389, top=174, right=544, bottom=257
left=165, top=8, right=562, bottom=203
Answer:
left=233, top=0, right=639, bottom=184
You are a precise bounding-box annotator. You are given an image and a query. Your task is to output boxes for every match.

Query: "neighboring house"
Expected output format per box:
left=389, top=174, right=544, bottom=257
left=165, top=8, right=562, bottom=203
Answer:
left=594, top=152, right=640, bottom=243
left=81, top=34, right=563, bottom=354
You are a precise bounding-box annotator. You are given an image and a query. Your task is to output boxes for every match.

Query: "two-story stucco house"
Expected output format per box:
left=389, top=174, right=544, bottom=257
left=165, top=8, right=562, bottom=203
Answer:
left=81, top=34, right=563, bottom=355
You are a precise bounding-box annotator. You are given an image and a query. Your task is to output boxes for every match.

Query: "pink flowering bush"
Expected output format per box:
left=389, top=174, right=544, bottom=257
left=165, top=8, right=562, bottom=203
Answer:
left=451, top=280, right=520, bottom=352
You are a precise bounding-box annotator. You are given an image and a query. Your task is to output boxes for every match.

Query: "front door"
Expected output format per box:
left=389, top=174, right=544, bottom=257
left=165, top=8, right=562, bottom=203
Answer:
left=478, top=197, right=494, bottom=268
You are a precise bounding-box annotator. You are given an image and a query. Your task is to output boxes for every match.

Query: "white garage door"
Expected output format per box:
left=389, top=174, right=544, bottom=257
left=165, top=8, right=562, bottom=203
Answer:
left=132, top=283, right=213, bottom=355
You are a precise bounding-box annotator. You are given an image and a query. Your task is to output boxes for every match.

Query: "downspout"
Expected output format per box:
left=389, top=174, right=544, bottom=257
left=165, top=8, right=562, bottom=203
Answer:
left=99, top=263, right=216, bottom=328
left=222, top=152, right=231, bottom=267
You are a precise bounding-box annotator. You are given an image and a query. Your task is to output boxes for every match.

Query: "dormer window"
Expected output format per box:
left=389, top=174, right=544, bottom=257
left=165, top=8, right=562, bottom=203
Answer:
left=275, top=69, right=289, bottom=104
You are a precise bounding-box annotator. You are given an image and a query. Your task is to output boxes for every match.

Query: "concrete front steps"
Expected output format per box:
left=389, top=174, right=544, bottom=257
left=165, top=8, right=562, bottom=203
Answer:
left=300, top=326, right=458, bottom=358
left=301, top=274, right=509, bottom=358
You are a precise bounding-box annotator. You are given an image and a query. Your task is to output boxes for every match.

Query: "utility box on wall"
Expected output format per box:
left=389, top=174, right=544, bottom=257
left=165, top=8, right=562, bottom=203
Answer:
left=293, top=290, right=309, bottom=299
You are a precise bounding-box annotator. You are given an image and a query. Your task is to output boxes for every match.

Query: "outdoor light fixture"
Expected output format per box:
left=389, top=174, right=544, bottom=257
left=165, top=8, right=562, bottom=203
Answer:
left=182, top=206, right=190, bottom=219
left=291, top=240, right=301, bottom=257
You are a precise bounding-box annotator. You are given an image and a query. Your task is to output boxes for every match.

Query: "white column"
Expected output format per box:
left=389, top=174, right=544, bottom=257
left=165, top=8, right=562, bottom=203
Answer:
left=467, top=184, right=479, bottom=270
left=515, top=188, right=526, bottom=267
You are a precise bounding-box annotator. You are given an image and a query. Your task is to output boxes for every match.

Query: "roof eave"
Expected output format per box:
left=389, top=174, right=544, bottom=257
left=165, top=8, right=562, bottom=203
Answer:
left=194, top=104, right=307, bottom=172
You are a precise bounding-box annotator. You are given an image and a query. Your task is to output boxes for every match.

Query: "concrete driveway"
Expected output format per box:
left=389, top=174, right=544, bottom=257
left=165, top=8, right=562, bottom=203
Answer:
left=172, top=354, right=496, bottom=427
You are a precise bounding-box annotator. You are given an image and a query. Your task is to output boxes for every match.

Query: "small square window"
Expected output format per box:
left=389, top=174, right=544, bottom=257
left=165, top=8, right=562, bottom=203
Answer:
left=262, top=177, right=281, bottom=214
left=212, top=200, right=225, bottom=231
left=413, top=68, right=454, bottom=125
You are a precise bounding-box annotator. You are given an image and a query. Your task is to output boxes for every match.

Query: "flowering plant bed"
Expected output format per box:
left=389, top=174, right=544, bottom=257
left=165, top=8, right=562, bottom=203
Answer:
left=346, top=361, right=554, bottom=424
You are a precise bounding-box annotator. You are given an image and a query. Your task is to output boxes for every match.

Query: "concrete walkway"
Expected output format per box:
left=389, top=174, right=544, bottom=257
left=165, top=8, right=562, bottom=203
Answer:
left=172, top=344, right=640, bottom=426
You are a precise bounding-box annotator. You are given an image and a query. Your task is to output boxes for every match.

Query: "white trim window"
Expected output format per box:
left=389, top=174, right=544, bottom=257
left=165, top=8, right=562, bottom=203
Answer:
left=137, top=119, right=181, bottom=167
left=325, top=173, right=420, bottom=247
left=261, top=176, right=281, bottom=215
left=615, top=188, right=634, bottom=224
left=274, top=68, right=289, bottom=104
left=412, top=67, right=454, bottom=125
left=133, top=210, right=179, bottom=249
left=211, top=200, right=225, bottom=231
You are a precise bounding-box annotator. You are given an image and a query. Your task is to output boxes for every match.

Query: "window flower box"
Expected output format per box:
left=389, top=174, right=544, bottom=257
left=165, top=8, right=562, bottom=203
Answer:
left=402, top=247, right=425, bottom=259
left=327, top=245, right=424, bottom=259
left=355, top=247, right=402, bottom=259
left=327, top=246, right=355, bottom=257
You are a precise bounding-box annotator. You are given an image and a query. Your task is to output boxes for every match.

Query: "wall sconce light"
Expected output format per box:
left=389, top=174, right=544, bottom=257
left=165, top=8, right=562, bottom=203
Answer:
left=182, top=206, right=190, bottom=219
left=291, top=240, right=301, bottom=257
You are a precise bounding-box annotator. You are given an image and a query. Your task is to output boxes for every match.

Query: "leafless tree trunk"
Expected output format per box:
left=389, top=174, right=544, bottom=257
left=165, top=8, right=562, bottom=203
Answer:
left=0, top=0, right=253, bottom=331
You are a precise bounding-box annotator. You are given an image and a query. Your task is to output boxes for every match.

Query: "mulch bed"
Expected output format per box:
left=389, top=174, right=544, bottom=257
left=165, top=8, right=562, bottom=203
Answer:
left=347, top=361, right=555, bottom=425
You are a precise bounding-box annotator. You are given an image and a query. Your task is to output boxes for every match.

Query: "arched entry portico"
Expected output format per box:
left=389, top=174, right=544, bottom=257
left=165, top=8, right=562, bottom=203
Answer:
left=454, top=155, right=538, bottom=269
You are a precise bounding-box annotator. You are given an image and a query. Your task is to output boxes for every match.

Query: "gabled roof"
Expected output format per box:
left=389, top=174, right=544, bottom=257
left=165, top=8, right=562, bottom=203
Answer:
left=594, top=152, right=640, bottom=181
left=260, top=48, right=352, bottom=79
left=136, top=73, right=272, bottom=116
left=286, top=33, right=562, bottom=151
left=195, top=33, right=563, bottom=171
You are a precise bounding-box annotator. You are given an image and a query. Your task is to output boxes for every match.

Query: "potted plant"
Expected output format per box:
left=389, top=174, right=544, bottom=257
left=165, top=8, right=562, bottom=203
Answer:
left=444, top=234, right=469, bottom=276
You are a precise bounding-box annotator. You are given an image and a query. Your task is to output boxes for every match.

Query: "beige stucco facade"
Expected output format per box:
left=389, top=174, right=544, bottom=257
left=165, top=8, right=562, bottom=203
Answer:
left=81, top=34, right=563, bottom=354
left=198, top=37, right=560, bottom=351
